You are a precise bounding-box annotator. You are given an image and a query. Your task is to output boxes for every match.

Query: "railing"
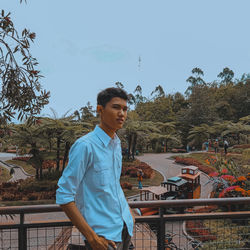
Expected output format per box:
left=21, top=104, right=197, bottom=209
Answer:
left=0, top=197, right=249, bottom=250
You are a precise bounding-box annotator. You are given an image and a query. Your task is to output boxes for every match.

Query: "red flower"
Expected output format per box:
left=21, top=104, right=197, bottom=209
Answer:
left=221, top=168, right=228, bottom=174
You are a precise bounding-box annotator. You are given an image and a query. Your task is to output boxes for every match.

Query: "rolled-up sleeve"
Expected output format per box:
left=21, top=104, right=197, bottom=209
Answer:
left=56, top=139, right=91, bottom=205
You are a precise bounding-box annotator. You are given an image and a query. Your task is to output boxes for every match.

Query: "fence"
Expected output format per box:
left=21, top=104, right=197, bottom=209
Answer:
left=0, top=197, right=249, bottom=250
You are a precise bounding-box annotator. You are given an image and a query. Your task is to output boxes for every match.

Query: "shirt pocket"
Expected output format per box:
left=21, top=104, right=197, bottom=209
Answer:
left=116, top=153, right=122, bottom=178
left=93, top=163, right=110, bottom=186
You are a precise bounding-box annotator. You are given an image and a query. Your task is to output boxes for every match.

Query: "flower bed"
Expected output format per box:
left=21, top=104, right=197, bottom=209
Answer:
left=186, top=220, right=217, bottom=242
left=175, top=157, right=215, bottom=175
left=12, top=156, right=30, bottom=161
left=122, top=161, right=153, bottom=178
left=0, top=178, right=57, bottom=201
left=120, top=182, right=133, bottom=190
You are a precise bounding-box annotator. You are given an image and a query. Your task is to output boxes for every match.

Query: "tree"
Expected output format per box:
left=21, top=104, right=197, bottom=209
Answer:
left=133, top=85, right=146, bottom=107
left=61, top=122, right=89, bottom=171
left=221, top=122, right=250, bottom=145
left=187, top=124, right=211, bottom=149
left=217, top=67, right=234, bottom=84
left=79, top=102, right=95, bottom=121
left=0, top=10, right=49, bottom=122
left=185, top=67, right=205, bottom=96
left=10, top=122, right=45, bottom=179
left=155, top=121, right=180, bottom=152
left=151, top=85, right=165, bottom=100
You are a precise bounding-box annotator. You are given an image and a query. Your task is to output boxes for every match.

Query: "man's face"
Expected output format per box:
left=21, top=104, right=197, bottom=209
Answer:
left=98, top=97, right=128, bottom=131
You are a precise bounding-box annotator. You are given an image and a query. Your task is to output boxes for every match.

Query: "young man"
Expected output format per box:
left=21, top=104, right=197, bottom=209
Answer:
left=56, top=88, right=134, bottom=250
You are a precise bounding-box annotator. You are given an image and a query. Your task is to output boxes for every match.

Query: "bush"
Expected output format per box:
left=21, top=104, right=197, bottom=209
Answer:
left=171, top=148, right=187, bottom=153
left=233, top=144, right=250, bottom=149
left=186, top=220, right=217, bottom=242
left=121, top=161, right=153, bottom=179
left=2, top=193, right=15, bottom=201
left=121, top=182, right=133, bottom=190
left=242, top=149, right=250, bottom=161
left=175, top=157, right=215, bottom=175
left=42, top=169, right=61, bottom=180
left=12, top=156, right=30, bottom=161
left=27, top=193, right=39, bottom=200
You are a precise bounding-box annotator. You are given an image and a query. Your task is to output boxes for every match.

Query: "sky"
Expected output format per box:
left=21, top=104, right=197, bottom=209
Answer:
left=2, top=0, right=250, bottom=116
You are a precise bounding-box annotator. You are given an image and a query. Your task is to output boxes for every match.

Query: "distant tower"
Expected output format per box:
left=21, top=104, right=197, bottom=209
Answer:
left=138, top=56, right=141, bottom=71
left=138, top=56, right=141, bottom=85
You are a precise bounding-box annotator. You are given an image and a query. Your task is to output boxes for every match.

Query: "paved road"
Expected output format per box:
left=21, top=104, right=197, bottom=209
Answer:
left=0, top=152, right=32, bottom=182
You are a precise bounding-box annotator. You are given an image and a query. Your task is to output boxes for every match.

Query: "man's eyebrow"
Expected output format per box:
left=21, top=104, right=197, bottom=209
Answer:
left=112, top=104, right=128, bottom=109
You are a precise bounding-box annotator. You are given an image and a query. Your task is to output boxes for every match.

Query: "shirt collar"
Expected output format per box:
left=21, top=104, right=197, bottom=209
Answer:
left=94, top=125, right=120, bottom=147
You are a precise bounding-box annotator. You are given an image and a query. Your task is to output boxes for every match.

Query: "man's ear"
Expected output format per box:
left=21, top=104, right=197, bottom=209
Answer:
left=96, top=105, right=103, bottom=115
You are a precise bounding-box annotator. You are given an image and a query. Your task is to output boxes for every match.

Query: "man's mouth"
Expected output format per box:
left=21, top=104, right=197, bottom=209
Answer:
left=117, top=119, right=124, bottom=124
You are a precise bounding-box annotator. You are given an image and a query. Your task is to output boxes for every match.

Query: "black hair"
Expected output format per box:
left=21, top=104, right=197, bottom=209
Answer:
left=97, top=87, right=128, bottom=107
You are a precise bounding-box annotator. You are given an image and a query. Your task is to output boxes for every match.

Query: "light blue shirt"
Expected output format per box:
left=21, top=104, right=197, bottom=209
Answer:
left=56, top=126, right=133, bottom=242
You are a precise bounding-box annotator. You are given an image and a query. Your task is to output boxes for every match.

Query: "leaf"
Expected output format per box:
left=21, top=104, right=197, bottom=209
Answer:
left=13, top=45, right=19, bottom=53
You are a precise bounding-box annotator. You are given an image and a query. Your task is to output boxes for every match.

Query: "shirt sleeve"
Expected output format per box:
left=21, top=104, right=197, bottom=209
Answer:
left=56, top=139, right=91, bottom=205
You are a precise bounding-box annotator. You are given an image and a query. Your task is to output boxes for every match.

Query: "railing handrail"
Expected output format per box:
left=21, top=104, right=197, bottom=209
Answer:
left=0, top=197, right=249, bottom=214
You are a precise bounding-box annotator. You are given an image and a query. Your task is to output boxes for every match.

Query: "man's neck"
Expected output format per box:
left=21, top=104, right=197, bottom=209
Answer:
left=99, top=123, right=116, bottom=139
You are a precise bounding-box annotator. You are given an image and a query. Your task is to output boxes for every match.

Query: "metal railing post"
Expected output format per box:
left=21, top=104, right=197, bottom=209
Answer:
left=18, top=212, right=27, bottom=250
left=157, top=207, right=165, bottom=250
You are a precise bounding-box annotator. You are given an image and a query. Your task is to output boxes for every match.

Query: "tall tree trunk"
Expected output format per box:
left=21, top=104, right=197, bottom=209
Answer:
left=35, top=167, right=39, bottom=180
left=39, top=163, right=43, bottom=180
left=127, top=134, right=132, bottom=160
left=56, top=136, right=61, bottom=171
left=62, top=142, right=70, bottom=171
left=131, top=133, right=137, bottom=160
left=165, top=138, right=168, bottom=152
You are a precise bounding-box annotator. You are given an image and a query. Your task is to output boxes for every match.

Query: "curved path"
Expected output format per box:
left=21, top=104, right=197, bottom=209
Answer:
left=0, top=152, right=32, bottom=182
left=136, top=153, right=213, bottom=249
left=137, top=152, right=213, bottom=198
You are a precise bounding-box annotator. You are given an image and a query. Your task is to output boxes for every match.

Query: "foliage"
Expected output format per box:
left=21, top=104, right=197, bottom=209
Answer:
left=0, top=10, right=49, bottom=122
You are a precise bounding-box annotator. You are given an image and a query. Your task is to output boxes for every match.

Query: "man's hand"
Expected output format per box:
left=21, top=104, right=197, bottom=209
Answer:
left=89, top=235, right=117, bottom=250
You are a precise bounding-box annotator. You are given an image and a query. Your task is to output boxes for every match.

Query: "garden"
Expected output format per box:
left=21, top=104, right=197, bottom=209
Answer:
left=0, top=155, right=163, bottom=205
left=174, top=145, right=250, bottom=249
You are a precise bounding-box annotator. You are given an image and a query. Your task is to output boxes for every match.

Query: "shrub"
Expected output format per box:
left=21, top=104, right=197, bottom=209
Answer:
left=2, top=193, right=15, bottom=201
left=12, top=156, right=30, bottom=161
left=121, top=161, right=153, bottom=178
left=27, top=193, right=39, bottom=200
left=1, top=182, right=12, bottom=188
left=233, top=144, right=250, bottom=149
left=175, top=157, right=215, bottom=175
left=243, top=149, right=250, bottom=161
left=171, top=148, right=187, bottom=153
left=121, top=182, right=133, bottom=190
left=186, top=220, right=217, bottom=242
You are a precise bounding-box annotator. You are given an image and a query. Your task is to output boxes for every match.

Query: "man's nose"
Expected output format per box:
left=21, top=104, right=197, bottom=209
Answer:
left=119, top=109, right=124, bottom=116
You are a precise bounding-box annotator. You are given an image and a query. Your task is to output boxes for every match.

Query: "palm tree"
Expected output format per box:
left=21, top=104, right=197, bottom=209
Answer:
left=221, top=122, right=250, bottom=144
left=41, top=109, right=74, bottom=171
left=61, top=123, right=91, bottom=171
left=155, top=122, right=180, bottom=152
left=10, top=122, right=46, bottom=179
left=188, top=124, right=211, bottom=149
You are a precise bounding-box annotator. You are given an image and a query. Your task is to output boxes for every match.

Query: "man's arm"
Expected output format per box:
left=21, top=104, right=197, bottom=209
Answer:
left=61, top=201, right=116, bottom=250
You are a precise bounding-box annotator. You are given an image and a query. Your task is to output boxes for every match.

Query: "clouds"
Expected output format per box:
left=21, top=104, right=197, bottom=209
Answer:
left=83, top=44, right=129, bottom=63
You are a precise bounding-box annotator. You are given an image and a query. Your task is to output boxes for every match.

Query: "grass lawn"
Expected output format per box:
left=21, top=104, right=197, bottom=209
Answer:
left=121, top=170, right=164, bottom=197
left=0, top=166, right=11, bottom=183
left=6, top=160, right=36, bottom=175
